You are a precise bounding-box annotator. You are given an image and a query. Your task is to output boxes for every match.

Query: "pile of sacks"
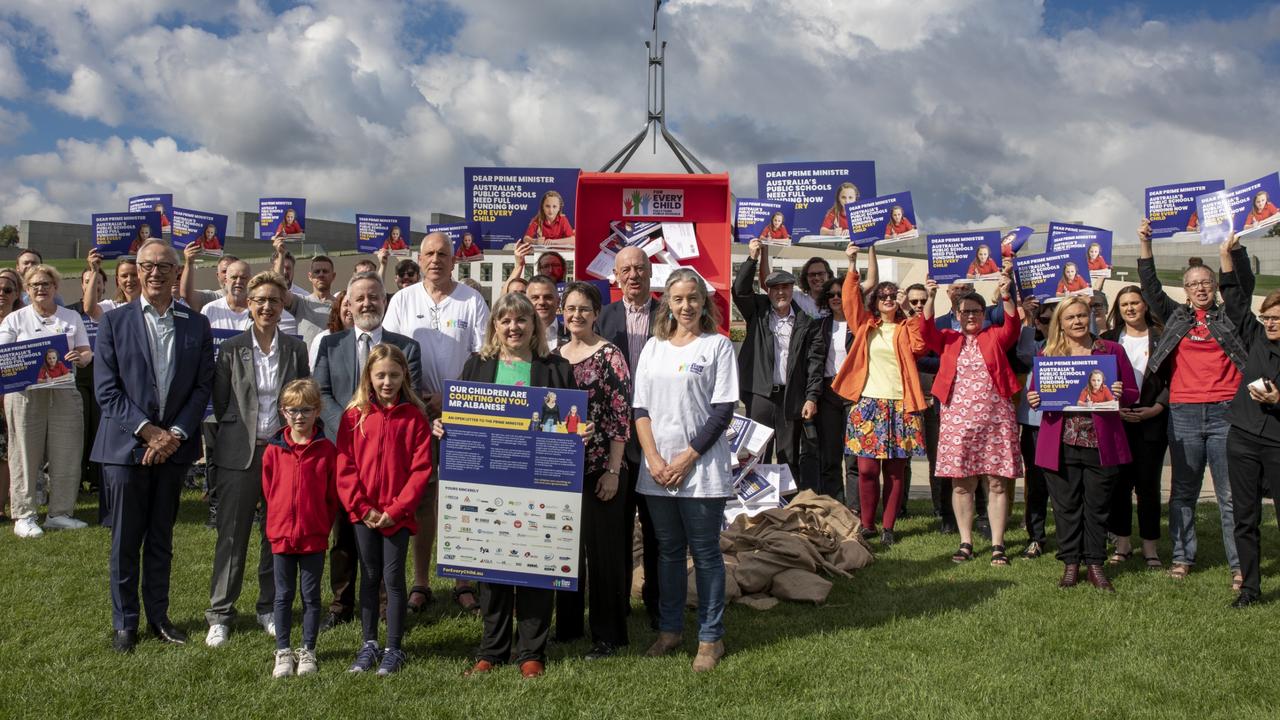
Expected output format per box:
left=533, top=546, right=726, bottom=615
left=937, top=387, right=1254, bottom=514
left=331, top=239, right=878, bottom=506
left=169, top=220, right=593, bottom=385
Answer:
left=633, top=490, right=875, bottom=610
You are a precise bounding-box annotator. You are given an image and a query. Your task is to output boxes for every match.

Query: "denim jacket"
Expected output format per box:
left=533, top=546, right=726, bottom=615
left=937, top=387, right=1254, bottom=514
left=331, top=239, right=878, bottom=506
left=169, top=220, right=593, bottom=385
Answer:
left=1137, top=249, right=1251, bottom=380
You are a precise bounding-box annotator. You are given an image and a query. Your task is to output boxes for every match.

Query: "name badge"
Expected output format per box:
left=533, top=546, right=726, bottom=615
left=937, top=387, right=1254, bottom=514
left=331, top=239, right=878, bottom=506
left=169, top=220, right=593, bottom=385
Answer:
left=687, top=363, right=705, bottom=375
left=455, top=319, right=469, bottom=330
left=174, top=310, right=189, bottom=319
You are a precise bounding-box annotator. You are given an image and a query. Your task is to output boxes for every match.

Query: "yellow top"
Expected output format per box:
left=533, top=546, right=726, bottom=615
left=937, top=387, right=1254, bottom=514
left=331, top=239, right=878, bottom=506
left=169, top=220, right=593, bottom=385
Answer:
left=862, top=323, right=903, bottom=400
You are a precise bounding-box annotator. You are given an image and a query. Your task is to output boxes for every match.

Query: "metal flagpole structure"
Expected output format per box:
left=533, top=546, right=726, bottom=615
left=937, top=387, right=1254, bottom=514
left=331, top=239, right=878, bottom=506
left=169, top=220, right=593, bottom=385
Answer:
left=599, top=0, right=710, bottom=174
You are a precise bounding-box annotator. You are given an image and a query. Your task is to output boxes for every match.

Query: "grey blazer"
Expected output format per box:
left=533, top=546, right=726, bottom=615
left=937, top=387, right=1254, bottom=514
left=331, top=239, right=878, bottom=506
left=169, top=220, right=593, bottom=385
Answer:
left=313, top=328, right=423, bottom=442
left=212, top=330, right=310, bottom=470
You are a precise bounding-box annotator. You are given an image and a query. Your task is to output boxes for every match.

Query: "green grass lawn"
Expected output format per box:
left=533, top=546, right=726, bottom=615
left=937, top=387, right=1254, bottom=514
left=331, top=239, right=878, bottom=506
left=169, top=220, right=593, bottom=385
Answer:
left=2, top=491, right=1279, bottom=719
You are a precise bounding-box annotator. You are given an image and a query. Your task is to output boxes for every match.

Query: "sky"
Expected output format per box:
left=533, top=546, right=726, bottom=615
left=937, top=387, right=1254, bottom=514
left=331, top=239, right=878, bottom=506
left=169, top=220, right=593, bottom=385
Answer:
left=1, top=0, right=1278, bottom=240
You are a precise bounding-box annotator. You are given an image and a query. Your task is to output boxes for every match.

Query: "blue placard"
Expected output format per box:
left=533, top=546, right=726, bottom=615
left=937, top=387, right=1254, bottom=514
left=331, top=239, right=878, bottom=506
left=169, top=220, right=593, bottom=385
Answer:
left=1034, top=355, right=1119, bottom=412
left=355, top=214, right=412, bottom=256
left=423, top=222, right=484, bottom=263
left=1145, top=180, right=1225, bottom=239
left=436, top=380, right=587, bottom=591
left=0, top=335, right=73, bottom=392
left=1014, top=248, right=1093, bottom=302
left=92, top=212, right=162, bottom=259
left=734, top=198, right=796, bottom=246
left=1196, top=172, right=1280, bottom=245
left=171, top=207, right=227, bottom=257
left=1000, top=226, right=1034, bottom=259
left=128, top=194, right=173, bottom=233
left=204, top=327, right=242, bottom=417
left=465, top=167, right=579, bottom=250
left=757, top=161, right=877, bottom=239
left=928, top=231, right=1002, bottom=284
left=259, top=197, right=306, bottom=241
left=845, top=191, right=918, bottom=248
left=1048, top=222, right=1113, bottom=280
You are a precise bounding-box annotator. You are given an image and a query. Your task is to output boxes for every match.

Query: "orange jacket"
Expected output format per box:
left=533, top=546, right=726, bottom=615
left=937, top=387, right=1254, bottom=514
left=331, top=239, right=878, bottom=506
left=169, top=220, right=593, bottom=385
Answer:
left=829, top=270, right=929, bottom=412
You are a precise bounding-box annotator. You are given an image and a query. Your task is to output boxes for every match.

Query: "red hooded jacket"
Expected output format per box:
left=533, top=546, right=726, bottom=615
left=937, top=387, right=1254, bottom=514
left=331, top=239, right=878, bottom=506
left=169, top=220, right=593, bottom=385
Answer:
left=261, top=426, right=340, bottom=555
left=336, top=399, right=433, bottom=536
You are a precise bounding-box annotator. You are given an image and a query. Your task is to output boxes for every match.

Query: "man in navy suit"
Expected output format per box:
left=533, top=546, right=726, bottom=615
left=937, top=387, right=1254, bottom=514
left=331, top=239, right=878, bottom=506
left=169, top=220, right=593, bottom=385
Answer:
left=594, top=247, right=662, bottom=631
left=313, top=271, right=421, bottom=627
left=93, top=239, right=215, bottom=652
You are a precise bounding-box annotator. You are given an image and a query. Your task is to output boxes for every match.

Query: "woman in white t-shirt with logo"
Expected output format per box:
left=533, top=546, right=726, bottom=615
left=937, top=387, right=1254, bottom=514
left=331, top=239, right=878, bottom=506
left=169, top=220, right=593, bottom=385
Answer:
left=633, top=268, right=738, bottom=673
left=0, top=265, right=92, bottom=538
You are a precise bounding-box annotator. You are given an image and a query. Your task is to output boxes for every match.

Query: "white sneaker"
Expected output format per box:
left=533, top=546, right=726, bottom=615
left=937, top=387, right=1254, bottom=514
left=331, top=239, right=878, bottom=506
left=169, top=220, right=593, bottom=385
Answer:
left=257, top=612, right=277, bottom=638
left=13, top=516, right=43, bottom=538
left=205, top=624, right=230, bottom=648
left=43, top=515, right=88, bottom=530
left=272, top=648, right=295, bottom=678
left=296, top=648, right=318, bottom=676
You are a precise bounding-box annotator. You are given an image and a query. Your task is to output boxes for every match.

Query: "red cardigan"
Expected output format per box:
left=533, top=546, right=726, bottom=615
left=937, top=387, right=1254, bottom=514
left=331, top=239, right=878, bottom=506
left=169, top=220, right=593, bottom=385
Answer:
left=262, top=427, right=340, bottom=554
left=921, top=304, right=1021, bottom=405
left=336, top=400, right=433, bottom=536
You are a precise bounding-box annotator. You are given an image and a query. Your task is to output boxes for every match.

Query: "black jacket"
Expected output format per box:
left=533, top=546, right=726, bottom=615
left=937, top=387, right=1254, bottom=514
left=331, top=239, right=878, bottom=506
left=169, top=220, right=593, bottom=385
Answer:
left=807, top=312, right=853, bottom=397
left=595, top=297, right=659, bottom=464
left=459, top=352, right=576, bottom=391
left=1139, top=247, right=1252, bottom=378
left=1220, top=253, right=1280, bottom=444
left=1100, top=326, right=1170, bottom=442
left=732, top=257, right=818, bottom=417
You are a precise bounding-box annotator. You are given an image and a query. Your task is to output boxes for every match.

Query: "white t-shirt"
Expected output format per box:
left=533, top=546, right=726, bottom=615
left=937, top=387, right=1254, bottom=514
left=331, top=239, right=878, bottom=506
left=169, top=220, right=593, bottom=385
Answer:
left=794, top=292, right=826, bottom=319
left=826, top=319, right=849, bottom=377
left=383, top=282, right=489, bottom=395
left=98, top=299, right=124, bottom=314
left=201, top=297, right=252, bottom=331
left=1119, top=332, right=1149, bottom=395
left=633, top=332, right=739, bottom=498
left=0, top=305, right=90, bottom=391
left=308, top=329, right=332, bottom=372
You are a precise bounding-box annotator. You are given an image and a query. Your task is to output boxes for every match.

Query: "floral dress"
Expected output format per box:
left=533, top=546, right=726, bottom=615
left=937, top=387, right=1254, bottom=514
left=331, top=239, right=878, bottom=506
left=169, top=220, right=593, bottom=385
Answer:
left=564, top=343, right=632, bottom=476
left=935, top=335, right=1022, bottom=479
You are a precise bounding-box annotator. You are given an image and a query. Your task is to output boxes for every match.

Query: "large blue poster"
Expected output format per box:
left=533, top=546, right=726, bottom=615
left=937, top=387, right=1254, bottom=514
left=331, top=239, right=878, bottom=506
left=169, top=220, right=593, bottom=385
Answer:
left=436, top=380, right=588, bottom=591
left=355, top=214, right=412, bottom=257
left=845, top=190, right=919, bottom=248
left=757, top=161, right=877, bottom=240
left=1196, top=172, right=1280, bottom=245
left=259, top=197, right=306, bottom=242
left=1014, top=248, right=1093, bottom=303
left=1048, top=222, right=1113, bottom=280
left=1145, top=180, right=1225, bottom=239
left=426, top=222, right=484, bottom=263
left=92, top=212, right=162, bottom=259
left=1034, top=355, right=1119, bottom=412
left=171, top=207, right=227, bottom=257
left=0, top=335, right=72, bottom=392
left=128, top=194, right=173, bottom=234
left=734, top=198, right=796, bottom=246
left=1000, top=226, right=1035, bottom=260
left=465, top=167, right=579, bottom=250
left=927, top=230, right=1002, bottom=284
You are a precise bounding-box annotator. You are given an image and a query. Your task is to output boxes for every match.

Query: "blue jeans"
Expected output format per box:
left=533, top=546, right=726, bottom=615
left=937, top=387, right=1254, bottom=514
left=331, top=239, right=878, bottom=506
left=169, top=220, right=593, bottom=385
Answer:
left=645, top=495, right=727, bottom=643
left=1167, top=402, right=1238, bottom=569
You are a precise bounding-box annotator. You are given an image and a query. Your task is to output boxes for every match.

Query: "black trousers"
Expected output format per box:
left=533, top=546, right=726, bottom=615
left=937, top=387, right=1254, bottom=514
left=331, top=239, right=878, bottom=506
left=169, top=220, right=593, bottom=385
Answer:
left=1020, top=425, right=1050, bottom=545
left=1108, top=422, right=1167, bottom=541
left=328, top=516, right=359, bottom=615
left=104, top=463, right=185, bottom=631
left=748, top=387, right=801, bottom=487
left=353, top=525, right=409, bottom=650
left=479, top=583, right=555, bottom=665
left=816, top=382, right=857, bottom=502
left=921, top=402, right=952, bottom=523
left=1044, top=444, right=1116, bottom=565
left=1227, top=428, right=1280, bottom=597
left=273, top=552, right=324, bottom=651
left=555, top=469, right=631, bottom=646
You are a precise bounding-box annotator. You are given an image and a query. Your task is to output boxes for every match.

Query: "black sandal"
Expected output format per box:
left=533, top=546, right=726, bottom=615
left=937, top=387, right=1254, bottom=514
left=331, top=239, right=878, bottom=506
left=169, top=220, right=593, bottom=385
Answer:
left=1021, top=541, right=1043, bottom=559
left=1144, top=555, right=1163, bottom=570
left=951, top=542, right=974, bottom=563
left=407, top=585, right=433, bottom=613
left=452, top=585, right=481, bottom=615
left=990, top=544, right=1010, bottom=567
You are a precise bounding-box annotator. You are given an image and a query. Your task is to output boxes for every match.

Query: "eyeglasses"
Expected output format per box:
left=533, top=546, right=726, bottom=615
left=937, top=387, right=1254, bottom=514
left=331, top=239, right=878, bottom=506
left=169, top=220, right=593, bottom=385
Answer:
left=248, top=296, right=283, bottom=306
left=27, top=281, right=53, bottom=290
left=282, top=407, right=315, bottom=418
left=1259, top=315, right=1280, bottom=325
left=1184, top=280, right=1214, bottom=289
left=1036, top=315, right=1052, bottom=324
left=138, top=262, right=176, bottom=274
left=397, top=270, right=419, bottom=278
left=875, top=292, right=896, bottom=300
left=828, top=293, right=842, bottom=301
left=806, top=271, right=829, bottom=278
left=907, top=299, right=928, bottom=306
left=957, top=309, right=984, bottom=316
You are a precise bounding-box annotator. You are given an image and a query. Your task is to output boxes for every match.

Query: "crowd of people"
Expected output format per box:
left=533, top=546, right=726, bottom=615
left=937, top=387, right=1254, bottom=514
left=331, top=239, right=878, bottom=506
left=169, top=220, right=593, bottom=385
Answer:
left=2, top=216, right=1277, bottom=680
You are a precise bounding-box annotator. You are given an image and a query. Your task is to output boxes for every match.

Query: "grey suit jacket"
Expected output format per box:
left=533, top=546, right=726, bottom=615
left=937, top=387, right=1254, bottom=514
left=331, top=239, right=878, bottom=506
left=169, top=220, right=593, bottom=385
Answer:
left=211, top=330, right=310, bottom=470
left=313, top=328, right=423, bottom=442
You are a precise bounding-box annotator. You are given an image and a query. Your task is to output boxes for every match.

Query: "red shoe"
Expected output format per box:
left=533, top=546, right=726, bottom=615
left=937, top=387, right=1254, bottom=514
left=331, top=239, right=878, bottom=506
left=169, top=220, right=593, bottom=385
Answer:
left=519, top=660, right=545, bottom=678
left=464, top=659, right=495, bottom=677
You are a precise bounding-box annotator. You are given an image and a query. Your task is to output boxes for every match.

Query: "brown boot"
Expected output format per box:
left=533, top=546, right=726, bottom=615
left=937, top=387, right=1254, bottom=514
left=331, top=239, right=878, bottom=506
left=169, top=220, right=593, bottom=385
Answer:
left=644, top=632, right=683, bottom=657
left=691, top=640, right=724, bottom=672
left=1058, top=563, right=1080, bottom=588
left=1086, top=564, right=1115, bottom=592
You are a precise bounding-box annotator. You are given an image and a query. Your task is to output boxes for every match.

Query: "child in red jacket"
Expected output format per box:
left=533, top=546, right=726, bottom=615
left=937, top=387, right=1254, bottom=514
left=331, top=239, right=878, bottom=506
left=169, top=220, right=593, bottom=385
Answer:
left=336, top=344, right=433, bottom=676
left=262, top=378, right=340, bottom=678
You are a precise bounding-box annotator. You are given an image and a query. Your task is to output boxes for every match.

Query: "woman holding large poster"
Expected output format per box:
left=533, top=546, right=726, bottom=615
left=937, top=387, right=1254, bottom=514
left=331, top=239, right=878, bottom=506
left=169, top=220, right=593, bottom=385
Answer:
left=920, top=272, right=1021, bottom=567
left=819, top=182, right=859, bottom=236
left=633, top=269, right=736, bottom=673
left=0, top=265, right=92, bottom=538
left=1027, top=297, right=1137, bottom=592
left=523, top=190, right=575, bottom=249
